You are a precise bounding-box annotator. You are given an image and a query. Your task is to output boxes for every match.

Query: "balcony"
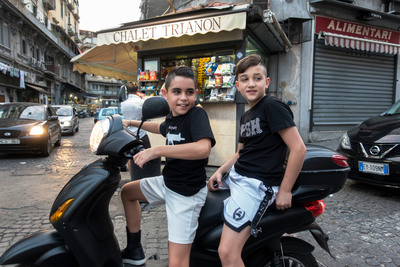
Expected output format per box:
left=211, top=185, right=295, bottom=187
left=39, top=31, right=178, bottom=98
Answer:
left=44, top=64, right=59, bottom=76
left=73, top=10, right=80, bottom=20
left=43, top=0, right=55, bottom=10
left=67, top=25, right=75, bottom=36
left=74, top=35, right=82, bottom=43
left=67, top=0, right=74, bottom=11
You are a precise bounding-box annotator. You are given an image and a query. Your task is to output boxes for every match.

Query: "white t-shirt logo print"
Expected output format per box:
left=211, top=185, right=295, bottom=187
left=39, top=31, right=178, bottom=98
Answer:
left=166, top=133, right=185, bottom=145
left=240, top=117, right=263, bottom=137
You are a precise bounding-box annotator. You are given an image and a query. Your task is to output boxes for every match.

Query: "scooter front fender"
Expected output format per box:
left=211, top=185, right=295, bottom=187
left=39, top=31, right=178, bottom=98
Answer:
left=0, top=229, right=77, bottom=266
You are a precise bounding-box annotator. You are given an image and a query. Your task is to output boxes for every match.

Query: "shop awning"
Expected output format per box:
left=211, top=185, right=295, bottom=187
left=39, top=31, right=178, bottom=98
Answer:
left=319, top=32, right=400, bottom=55
left=25, top=83, right=50, bottom=95
left=72, top=44, right=138, bottom=81
left=71, top=4, right=290, bottom=80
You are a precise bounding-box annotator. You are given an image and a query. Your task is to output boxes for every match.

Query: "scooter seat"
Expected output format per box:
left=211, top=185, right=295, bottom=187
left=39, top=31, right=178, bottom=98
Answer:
left=198, top=190, right=230, bottom=227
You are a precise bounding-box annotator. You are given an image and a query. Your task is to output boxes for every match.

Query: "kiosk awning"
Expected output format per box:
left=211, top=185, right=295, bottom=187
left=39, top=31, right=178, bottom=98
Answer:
left=71, top=4, right=290, bottom=80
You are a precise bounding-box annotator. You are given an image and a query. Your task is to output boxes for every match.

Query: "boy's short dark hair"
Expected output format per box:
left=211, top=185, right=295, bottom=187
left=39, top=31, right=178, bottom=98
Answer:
left=235, top=54, right=268, bottom=77
left=126, top=81, right=138, bottom=94
left=165, top=66, right=196, bottom=91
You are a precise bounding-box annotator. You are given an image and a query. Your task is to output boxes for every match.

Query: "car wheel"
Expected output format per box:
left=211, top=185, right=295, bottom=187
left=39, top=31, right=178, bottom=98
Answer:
left=41, top=136, right=51, bottom=157
left=55, top=133, right=61, bottom=147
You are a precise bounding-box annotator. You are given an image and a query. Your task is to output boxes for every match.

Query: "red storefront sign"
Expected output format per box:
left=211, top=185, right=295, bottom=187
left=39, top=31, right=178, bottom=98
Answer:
left=315, top=16, right=400, bottom=54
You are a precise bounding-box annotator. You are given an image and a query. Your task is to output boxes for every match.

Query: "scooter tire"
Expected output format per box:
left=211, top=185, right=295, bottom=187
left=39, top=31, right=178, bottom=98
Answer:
left=245, top=251, right=319, bottom=267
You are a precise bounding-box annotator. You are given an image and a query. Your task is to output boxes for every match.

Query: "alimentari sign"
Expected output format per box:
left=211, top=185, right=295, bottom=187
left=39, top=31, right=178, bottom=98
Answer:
left=315, top=16, right=400, bottom=44
left=97, top=12, right=247, bottom=46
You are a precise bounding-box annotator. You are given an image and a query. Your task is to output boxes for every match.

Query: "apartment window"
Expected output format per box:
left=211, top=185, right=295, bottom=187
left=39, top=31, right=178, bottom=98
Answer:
left=36, top=48, right=40, bottom=61
left=61, top=2, right=63, bottom=18
left=21, top=37, right=27, bottom=54
left=0, top=21, right=10, bottom=48
left=32, top=4, right=37, bottom=17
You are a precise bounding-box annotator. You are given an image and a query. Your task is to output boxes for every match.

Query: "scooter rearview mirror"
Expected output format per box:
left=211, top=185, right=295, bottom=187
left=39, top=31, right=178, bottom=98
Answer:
left=141, top=97, right=170, bottom=121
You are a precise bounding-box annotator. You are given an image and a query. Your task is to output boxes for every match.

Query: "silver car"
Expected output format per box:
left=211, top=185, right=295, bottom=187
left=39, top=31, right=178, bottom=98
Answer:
left=53, top=105, right=79, bottom=135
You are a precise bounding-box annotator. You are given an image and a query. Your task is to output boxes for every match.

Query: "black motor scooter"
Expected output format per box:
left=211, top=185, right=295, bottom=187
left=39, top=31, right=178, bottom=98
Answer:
left=0, top=96, right=350, bottom=267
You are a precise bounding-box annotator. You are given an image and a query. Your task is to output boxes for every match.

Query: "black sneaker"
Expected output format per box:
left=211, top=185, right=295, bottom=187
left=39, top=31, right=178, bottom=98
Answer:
left=121, top=245, right=146, bottom=265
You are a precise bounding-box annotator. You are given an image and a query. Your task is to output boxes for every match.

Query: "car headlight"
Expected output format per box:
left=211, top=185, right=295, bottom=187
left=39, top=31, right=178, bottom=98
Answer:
left=90, top=118, right=110, bottom=154
left=30, top=125, right=45, bottom=136
left=340, top=133, right=351, bottom=150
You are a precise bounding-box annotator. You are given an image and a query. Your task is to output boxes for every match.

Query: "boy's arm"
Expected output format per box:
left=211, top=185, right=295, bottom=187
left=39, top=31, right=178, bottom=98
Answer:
left=133, top=138, right=212, bottom=168
left=122, top=119, right=161, bottom=134
left=208, top=143, right=243, bottom=191
left=276, top=126, right=306, bottom=210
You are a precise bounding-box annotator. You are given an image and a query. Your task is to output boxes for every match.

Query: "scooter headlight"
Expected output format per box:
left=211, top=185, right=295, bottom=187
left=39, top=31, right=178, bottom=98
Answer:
left=90, top=118, right=110, bottom=154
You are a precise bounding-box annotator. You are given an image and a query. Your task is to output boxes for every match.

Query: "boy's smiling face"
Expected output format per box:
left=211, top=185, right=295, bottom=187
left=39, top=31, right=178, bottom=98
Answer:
left=162, top=76, right=197, bottom=116
left=235, top=65, right=270, bottom=107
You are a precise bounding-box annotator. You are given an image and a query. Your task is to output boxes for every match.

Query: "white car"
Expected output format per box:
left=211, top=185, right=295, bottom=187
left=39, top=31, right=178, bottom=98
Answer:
left=53, top=105, right=79, bottom=135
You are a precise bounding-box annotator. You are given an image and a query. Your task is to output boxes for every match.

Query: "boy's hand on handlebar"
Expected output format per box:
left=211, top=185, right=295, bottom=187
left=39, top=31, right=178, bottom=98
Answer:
left=207, top=173, right=223, bottom=191
left=133, top=148, right=156, bottom=168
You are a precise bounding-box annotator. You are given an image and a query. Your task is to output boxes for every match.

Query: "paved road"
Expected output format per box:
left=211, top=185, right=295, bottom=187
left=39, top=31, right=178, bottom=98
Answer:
left=0, top=117, right=399, bottom=267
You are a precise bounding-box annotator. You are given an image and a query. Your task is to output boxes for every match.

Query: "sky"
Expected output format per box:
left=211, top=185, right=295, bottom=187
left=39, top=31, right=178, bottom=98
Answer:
left=79, top=0, right=142, bottom=32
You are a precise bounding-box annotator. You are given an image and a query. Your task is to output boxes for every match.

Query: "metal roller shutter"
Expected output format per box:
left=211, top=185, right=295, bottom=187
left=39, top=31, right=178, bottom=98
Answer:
left=311, top=38, right=396, bottom=131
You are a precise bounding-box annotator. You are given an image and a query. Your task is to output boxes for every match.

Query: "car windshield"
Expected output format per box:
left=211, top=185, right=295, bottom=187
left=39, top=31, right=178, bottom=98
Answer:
left=0, top=105, right=45, bottom=120
left=385, top=101, right=400, bottom=115
left=56, top=107, right=72, bottom=116
left=101, top=108, right=116, bottom=116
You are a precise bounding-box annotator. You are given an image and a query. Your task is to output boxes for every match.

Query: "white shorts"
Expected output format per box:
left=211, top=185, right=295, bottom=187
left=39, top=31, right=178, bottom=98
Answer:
left=222, top=168, right=279, bottom=232
left=140, top=175, right=207, bottom=244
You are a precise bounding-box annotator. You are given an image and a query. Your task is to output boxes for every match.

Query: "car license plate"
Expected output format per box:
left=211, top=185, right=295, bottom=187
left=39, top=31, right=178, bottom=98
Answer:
left=359, top=161, right=389, bottom=175
left=0, top=138, right=20, bottom=144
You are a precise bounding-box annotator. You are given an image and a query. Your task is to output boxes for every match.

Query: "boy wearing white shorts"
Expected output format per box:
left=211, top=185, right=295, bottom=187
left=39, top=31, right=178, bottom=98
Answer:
left=121, top=66, right=215, bottom=267
left=208, top=54, right=306, bottom=267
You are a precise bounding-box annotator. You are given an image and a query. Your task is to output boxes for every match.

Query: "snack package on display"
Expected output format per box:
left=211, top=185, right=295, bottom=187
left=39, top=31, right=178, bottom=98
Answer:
left=221, top=63, right=235, bottom=75
left=222, top=75, right=235, bottom=88
left=225, top=87, right=236, bottom=101
left=215, top=74, right=222, bottom=88
left=207, top=77, right=215, bottom=88
left=209, top=88, right=219, bottom=101
left=139, top=72, right=146, bottom=81
left=205, top=62, right=218, bottom=76
left=150, top=71, right=157, bottom=81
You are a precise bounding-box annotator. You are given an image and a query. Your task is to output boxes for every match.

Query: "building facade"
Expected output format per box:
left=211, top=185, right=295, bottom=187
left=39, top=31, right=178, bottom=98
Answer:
left=0, top=0, right=85, bottom=105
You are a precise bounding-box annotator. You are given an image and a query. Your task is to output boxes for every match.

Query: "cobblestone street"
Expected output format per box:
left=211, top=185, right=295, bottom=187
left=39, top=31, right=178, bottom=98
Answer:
left=0, top=117, right=399, bottom=267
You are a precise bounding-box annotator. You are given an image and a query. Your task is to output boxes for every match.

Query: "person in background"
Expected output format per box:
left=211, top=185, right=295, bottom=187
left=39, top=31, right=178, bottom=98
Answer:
left=121, top=81, right=151, bottom=174
left=208, top=54, right=306, bottom=267
left=120, top=66, right=215, bottom=267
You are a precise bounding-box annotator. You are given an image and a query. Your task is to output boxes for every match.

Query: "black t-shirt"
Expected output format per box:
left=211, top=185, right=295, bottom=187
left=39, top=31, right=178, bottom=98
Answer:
left=234, top=95, right=295, bottom=186
left=160, top=107, right=216, bottom=196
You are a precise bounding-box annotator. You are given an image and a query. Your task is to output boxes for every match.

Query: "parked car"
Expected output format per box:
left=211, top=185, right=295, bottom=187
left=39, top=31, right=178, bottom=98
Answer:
left=77, top=110, right=89, bottom=118
left=94, top=107, right=123, bottom=123
left=337, top=100, right=400, bottom=188
left=0, top=102, right=62, bottom=157
left=53, top=105, right=79, bottom=135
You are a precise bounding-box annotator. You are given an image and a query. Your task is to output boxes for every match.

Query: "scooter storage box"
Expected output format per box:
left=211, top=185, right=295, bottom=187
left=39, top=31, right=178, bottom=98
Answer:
left=293, top=145, right=349, bottom=196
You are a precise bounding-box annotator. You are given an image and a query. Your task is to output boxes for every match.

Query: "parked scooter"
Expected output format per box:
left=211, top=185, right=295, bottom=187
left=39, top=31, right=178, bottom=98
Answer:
left=0, top=95, right=350, bottom=267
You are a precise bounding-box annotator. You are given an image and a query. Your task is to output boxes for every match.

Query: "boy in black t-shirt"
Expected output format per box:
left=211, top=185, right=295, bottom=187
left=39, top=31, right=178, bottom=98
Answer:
left=120, top=66, right=215, bottom=267
left=208, top=54, right=306, bottom=267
